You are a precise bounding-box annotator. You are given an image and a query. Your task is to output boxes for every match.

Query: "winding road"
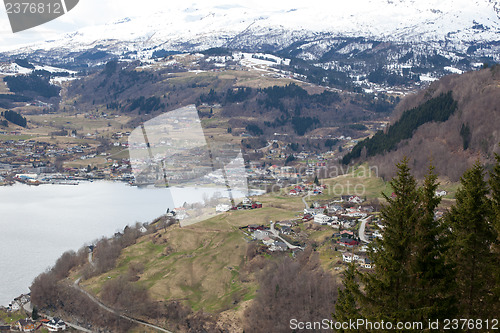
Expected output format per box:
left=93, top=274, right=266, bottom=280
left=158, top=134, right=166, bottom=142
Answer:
left=72, top=278, right=172, bottom=333
left=302, top=191, right=311, bottom=209
left=269, top=221, right=303, bottom=250
left=358, top=216, right=371, bottom=243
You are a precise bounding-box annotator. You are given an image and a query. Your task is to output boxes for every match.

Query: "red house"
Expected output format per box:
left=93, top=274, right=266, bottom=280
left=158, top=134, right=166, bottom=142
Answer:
left=252, top=202, right=263, bottom=209
left=338, top=238, right=359, bottom=247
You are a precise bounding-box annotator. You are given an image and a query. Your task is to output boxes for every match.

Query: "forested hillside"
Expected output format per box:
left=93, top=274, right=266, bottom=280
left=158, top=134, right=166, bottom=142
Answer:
left=343, top=91, right=457, bottom=164
left=65, top=59, right=395, bottom=142
left=345, top=66, right=500, bottom=181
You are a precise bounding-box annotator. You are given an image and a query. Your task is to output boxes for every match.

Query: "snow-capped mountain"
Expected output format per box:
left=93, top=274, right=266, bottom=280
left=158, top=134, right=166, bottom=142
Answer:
left=1, top=0, right=499, bottom=91
left=4, top=0, right=499, bottom=56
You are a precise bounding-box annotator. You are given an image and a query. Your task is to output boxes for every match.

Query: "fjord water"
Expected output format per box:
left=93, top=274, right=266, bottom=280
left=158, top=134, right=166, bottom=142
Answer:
left=0, top=181, right=234, bottom=306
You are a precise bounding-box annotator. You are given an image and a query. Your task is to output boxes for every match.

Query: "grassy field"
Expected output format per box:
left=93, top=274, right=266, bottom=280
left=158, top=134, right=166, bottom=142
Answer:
left=309, top=164, right=392, bottom=202
left=81, top=203, right=299, bottom=313
left=0, top=309, right=25, bottom=324
left=314, top=164, right=459, bottom=203
left=0, top=134, right=34, bottom=141
left=27, top=114, right=132, bottom=134
left=158, top=66, right=301, bottom=90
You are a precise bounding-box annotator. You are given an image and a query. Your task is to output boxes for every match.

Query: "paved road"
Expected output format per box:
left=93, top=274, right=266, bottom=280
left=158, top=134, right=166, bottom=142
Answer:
left=358, top=217, right=371, bottom=243
left=269, top=222, right=303, bottom=250
left=73, top=278, right=172, bottom=333
left=302, top=191, right=311, bottom=209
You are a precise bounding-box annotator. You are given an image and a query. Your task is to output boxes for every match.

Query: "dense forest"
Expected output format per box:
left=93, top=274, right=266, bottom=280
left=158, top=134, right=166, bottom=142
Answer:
left=4, top=72, right=60, bottom=98
left=342, top=91, right=457, bottom=164
left=1, top=110, right=27, bottom=127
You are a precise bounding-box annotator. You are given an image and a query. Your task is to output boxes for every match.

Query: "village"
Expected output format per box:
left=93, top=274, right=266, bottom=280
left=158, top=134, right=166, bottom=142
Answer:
left=0, top=294, right=69, bottom=332
left=236, top=180, right=448, bottom=271
left=0, top=135, right=135, bottom=186
left=239, top=190, right=379, bottom=268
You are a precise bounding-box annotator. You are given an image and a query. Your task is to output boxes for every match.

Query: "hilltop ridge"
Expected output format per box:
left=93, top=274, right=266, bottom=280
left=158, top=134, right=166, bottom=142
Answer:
left=346, top=66, right=500, bottom=180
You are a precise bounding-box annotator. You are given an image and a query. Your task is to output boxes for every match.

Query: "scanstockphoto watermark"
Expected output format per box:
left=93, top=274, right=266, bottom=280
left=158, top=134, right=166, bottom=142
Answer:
left=290, top=319, right=424, bottom=331
left=290, top=318, right=499, bottom=331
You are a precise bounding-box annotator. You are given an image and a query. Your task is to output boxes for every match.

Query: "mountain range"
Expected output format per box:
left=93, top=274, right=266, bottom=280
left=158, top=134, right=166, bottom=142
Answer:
left=1, top=0, right=499, bottom=80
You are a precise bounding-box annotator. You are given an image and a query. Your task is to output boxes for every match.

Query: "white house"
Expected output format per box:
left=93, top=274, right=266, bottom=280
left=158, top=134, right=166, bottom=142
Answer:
left=10, top=301, right=20, bottom=311
left=342, top=207, right=367, bottom=218
left=361, top=258, right=373, bottom=269
left=304, top=207, right=324, bottom=215
left=435, top=190, right=447, bottom=197
left=253, top=230, right=271, bottom=240
left=215, top=204, right=232, bottom=212
left=173, top=210, right=188, bottom=220
left=348, top=195, right=363, bottom=204
left=314, top=214, right=331, bottom=225
left=359, top=245, right=369, bottom=252
left=342, top=252, right=359, bottom=263
left=328, top=204, right=342, bottom=213
left=46, top=318, right=66, bottom=331
left=262, top=237, right=274, bottom=246
left=342, top=252, right=352, bottom=262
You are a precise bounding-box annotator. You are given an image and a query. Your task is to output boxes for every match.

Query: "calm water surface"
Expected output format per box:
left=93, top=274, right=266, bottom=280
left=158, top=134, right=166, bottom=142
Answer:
left=0, top=181, right=232, bottom=306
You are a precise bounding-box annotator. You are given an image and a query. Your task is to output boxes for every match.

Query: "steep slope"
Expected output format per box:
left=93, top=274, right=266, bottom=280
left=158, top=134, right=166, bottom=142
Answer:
left=347, top=65, right=500, bottom=180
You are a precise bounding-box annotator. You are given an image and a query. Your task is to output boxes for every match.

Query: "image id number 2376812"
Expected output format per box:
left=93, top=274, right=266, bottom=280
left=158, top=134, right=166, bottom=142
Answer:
left=5, top=2, right=62, bottom=14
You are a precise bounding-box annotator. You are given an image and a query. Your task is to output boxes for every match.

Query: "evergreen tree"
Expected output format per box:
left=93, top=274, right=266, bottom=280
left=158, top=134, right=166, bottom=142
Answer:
left=445, top=162, right=497, bottom=318
left=362, top=157, right=420, bottom=323
left=334, top=263, right=362, bottom=332
left=314, top=175, right=320, bottom=186
left=490, top=152, right=500, bottom=233
left=488, top=152, right=500, bottom=315
left=409, top=165, right=456, bottom=321
left=31, top=306, right=39, bottom=320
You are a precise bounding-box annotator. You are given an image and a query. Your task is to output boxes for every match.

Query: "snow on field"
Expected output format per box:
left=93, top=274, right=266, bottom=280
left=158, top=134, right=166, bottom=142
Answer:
left=0, top=62, right=77, bottom=76
left=420, top=74, right=438, bottom=82
left=34, top=65, right=77, bottom=74
left=237, top=52, right=290, bottom=69
left=50, top=77, right=78, bottom=85
left=0, top=63, right=32, bottom=75
left=444, top=66, right=464, bottom=74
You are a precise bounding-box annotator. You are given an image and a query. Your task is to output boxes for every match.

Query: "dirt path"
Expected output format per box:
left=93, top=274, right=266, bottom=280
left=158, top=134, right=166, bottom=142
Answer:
left=73, top=278, right=173, bottom=333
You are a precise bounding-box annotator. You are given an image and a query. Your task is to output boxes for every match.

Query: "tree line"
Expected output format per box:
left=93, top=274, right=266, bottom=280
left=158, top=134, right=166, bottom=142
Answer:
left=335, top=154, right=500, bottom=331
left=1, top=110, right=27, bottom=127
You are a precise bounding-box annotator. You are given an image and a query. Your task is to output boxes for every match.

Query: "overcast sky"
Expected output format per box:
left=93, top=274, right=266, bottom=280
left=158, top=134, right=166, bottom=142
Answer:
left=0, top=0, right=305, bottom=50
left=0, top=0, right=163, bottom=48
